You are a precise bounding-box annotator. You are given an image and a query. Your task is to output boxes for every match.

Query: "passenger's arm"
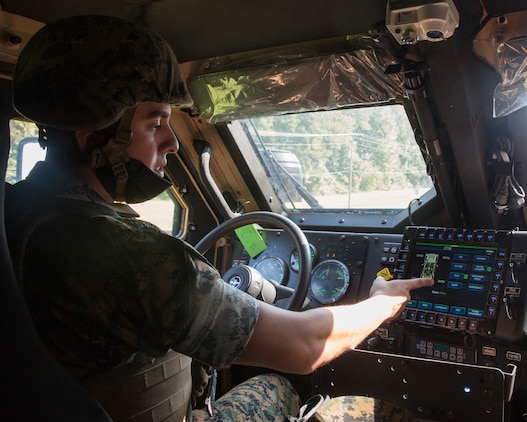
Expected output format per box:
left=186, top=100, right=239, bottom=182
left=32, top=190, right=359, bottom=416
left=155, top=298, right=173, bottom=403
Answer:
left=235, top=276, right=433, bottom=375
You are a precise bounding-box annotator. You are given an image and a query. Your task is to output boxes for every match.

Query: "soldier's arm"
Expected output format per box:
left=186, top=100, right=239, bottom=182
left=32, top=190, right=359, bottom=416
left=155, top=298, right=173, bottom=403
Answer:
left=234, top=276, right=433, bottom=375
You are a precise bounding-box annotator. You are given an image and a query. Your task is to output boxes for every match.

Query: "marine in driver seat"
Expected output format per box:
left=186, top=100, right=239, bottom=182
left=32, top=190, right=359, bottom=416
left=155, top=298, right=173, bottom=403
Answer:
left=6, top=15, right=433, bottom=421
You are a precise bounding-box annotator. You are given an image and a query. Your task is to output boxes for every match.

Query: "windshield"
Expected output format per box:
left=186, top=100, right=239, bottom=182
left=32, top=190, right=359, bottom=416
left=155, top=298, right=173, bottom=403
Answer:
left=234, top=104, right=434, bottom=211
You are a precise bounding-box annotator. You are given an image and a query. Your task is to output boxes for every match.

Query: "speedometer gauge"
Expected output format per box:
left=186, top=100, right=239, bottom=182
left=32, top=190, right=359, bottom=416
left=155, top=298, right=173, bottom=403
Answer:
left=254, top=256, right=288, bottom=285
left=310, top=259, right=350, bottom=304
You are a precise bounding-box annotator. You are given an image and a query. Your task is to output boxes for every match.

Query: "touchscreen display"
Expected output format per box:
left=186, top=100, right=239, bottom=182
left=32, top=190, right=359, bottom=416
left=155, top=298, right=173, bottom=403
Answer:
left=404, top=241, right=499, bottom=320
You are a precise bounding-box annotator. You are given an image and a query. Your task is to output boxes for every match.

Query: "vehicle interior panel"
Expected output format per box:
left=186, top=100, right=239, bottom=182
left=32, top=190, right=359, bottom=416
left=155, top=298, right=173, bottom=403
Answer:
left=3, top=0, right=527, bottom=420
left=227, top=225, right=527, bottom=420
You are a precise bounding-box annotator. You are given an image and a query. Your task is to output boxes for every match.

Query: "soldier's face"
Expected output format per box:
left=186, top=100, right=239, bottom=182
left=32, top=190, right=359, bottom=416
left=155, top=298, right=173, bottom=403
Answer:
left=126, top=102, right=179, bottom=178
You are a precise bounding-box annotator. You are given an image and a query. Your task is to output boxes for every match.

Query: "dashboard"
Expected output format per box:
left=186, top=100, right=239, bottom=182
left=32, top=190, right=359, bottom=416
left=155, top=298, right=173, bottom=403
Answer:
left=227, top=225, right=527, bottom=421
left=228, top=228, right=401, bottom=307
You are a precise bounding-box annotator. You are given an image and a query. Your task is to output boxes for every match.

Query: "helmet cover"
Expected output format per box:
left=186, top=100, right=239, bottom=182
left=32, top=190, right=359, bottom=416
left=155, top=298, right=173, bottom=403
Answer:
left=13, top=14, right=193, bottom=130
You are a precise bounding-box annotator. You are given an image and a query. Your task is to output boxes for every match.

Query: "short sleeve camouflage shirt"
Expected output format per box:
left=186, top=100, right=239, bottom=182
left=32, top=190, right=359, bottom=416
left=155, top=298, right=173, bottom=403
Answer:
left=10, top=161, right=260, bottom=379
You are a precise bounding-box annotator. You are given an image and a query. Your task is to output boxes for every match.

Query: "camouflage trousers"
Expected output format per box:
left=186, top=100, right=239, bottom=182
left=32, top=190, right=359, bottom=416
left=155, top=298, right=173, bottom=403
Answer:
left=312, top=396, right=435, bottom=422
left=192, top=373, right=300, bottom=421
left=192, top=374, right=434, bottom=422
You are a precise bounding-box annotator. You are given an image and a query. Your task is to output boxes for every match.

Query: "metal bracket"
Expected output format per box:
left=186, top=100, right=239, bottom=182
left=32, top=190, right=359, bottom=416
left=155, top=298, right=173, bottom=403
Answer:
left=312, top=349, right=516, bottom=421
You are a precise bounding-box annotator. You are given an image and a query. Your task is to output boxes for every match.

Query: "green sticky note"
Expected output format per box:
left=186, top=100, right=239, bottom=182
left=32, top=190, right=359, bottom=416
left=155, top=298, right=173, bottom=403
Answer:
left=234, top=224, right=267, bottom=258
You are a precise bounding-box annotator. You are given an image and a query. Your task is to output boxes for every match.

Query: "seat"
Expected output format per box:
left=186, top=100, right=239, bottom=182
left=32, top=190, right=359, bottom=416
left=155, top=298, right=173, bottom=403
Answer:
left=0, top=79, right=111, bottom=421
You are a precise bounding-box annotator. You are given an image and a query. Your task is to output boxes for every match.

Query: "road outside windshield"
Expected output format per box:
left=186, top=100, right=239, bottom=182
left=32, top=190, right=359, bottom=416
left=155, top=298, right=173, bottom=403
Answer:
left=239, top=105, right=433, bottom=211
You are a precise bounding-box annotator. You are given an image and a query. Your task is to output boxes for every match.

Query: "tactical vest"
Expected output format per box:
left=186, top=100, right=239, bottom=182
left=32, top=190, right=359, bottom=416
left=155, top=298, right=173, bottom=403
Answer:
left=5, top=181, right=196, bottom=421
left=82, top=351, right=192, bottom=422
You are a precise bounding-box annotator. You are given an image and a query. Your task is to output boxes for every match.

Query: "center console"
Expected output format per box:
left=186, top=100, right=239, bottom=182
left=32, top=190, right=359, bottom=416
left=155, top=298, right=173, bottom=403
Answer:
left=350, top=226, right=527, bottom=421
left=376, top=227, right=527, bottom=364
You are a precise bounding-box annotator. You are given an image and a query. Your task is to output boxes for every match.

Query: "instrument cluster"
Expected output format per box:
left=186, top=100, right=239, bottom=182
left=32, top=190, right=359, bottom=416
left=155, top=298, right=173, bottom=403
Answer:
left=228, top=229, right=384, bottom=307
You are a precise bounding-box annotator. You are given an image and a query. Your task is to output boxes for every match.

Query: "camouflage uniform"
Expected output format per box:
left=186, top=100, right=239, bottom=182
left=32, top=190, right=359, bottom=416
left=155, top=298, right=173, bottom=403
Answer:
left=6, top=160, right=298, bottom=420
left=193, top=373, right=300, bottom=421
left=311, top=396, right=435, bottom=422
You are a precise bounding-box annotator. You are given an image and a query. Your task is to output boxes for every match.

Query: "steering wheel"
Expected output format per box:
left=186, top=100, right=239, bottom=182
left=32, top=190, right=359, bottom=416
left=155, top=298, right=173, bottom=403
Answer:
left=195, top=211, right=312, bottom=311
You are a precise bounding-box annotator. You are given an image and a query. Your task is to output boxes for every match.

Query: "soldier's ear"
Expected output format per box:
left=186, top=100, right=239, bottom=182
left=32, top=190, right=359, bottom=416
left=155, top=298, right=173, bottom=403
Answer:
left=75, top=130, right=108, bottom=154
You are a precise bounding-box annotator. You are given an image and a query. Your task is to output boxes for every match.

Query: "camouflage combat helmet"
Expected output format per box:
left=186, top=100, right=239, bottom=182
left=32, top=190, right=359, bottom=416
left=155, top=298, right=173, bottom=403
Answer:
left=13, top=15, right=193, bottom=131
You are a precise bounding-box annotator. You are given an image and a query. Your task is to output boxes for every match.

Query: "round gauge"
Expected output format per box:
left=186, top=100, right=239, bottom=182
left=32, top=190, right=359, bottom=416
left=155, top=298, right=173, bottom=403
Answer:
left=310, top=259, right=350, bottom=304
left=254, top=256, right=288, bottom=285
left=289, top=244, right=318, bottom=272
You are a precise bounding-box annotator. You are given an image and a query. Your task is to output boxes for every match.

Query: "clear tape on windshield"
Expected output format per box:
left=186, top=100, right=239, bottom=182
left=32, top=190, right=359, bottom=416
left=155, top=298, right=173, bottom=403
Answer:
left=187, top=36, right=406, bottom=123
left=493, top=36, right=527, bottom=118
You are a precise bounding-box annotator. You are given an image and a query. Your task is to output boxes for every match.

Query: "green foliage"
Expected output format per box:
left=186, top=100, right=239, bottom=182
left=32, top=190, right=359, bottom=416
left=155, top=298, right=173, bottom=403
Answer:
left=251, top=105, right=432, bottom=197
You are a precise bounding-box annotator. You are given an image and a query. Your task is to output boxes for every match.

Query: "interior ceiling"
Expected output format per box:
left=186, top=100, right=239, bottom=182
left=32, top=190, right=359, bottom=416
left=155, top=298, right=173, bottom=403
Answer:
left=6, top=0, right=525, bottom=65
left=3, top=0, right=388, bottom=63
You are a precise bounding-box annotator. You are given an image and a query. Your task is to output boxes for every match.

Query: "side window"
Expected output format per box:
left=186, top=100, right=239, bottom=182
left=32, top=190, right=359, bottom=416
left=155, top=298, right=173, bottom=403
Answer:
left=132, top=190, right=182, bottom=236
left=8, top=120, right=41, bottom=184
left=9, top=119, right=185, bottom=236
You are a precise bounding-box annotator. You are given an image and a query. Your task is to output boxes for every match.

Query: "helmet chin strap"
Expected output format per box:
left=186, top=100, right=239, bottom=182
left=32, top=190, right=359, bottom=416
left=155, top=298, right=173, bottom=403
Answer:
left=89, top=108, right=136, bottom=202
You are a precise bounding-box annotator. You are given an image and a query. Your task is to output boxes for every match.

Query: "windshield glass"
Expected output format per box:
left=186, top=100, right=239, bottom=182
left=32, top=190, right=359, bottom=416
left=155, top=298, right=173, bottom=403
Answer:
left=234, top=104, right=434, bottom=211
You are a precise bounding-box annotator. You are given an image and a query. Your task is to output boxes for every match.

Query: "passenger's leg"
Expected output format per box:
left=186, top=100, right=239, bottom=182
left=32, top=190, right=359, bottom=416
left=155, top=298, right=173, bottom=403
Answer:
left=314, top=396, right=435, bottom=422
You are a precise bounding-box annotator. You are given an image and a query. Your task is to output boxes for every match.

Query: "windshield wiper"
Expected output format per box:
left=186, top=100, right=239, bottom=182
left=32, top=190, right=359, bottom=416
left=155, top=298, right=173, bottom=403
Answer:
left=267, top=152, right=321, bottom=208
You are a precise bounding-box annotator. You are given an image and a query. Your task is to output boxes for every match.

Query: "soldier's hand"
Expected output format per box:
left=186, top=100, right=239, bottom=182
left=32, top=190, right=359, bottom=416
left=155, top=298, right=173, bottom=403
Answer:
left=369, top=276, right=434, bottom=320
